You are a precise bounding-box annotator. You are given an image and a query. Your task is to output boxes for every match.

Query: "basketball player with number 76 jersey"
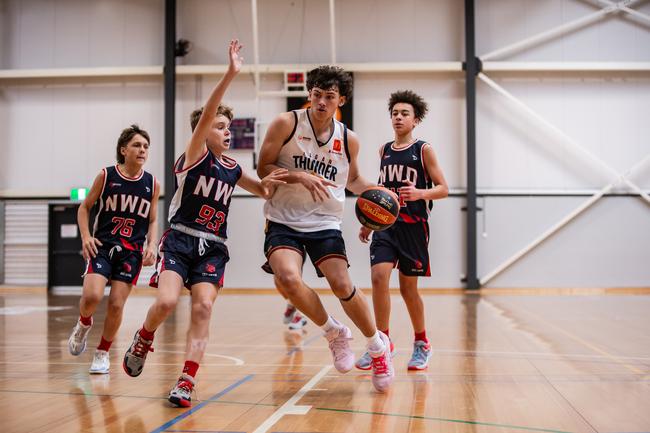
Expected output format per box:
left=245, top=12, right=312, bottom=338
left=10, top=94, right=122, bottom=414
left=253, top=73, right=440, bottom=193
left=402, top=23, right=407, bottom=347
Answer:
left=68, top=124, right=160, bottom=377
left=122, top=39, right=288, bottom=408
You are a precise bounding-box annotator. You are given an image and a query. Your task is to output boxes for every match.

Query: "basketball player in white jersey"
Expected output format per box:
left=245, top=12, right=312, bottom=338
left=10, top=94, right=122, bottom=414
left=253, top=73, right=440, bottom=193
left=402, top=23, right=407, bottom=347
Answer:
left=257, top=66, right=394, bottom=392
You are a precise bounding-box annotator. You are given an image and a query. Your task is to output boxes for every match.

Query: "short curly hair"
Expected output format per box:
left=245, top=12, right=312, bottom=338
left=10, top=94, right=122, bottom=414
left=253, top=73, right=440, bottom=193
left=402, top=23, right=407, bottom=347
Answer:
left=388, top=90, right=428, bottom=122
left=190, top=104, right=234, bottom=132
left=116, top=124, right=150, bottom=164
left=307, top=66, right=353, bottom=100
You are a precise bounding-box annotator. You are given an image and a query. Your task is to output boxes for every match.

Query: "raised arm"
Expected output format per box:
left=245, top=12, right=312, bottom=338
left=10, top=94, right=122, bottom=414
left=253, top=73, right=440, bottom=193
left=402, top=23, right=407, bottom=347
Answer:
left=237, top=168, right=288, bottom=199
left=183, top=39, right=243, bottom=169
left=77, top=170, right=105, bottom=260
left=345, top=130, right=375, bottom=195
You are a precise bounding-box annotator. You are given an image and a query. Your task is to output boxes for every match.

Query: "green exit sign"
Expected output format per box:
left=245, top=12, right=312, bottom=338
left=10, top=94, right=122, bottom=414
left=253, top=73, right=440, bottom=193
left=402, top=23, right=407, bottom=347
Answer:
left=70, top=188, right=89, bottom=201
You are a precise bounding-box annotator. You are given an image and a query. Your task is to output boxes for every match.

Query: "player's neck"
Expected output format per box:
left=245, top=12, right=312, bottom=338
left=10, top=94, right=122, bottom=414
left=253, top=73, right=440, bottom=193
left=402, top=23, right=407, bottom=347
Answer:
left=119, top=162, right=143, bottom=178
left=393, top=133, right=415, bottom=148
left=307, top=108, right=333, bottom=134
left=207, top=145, right=223, bottom=159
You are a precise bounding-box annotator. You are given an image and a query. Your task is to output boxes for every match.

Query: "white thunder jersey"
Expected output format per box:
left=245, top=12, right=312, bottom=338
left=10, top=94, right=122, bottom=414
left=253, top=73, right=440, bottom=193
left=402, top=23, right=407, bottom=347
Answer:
left=264, top=109, right=350, bottom=232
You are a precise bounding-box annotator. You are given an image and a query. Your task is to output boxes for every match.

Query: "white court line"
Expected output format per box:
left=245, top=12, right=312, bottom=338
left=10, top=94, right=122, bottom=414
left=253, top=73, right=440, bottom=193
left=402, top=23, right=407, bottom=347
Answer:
left=155, top=349, right=244, bottom=366
left=252, top=365, right=332, bottom=433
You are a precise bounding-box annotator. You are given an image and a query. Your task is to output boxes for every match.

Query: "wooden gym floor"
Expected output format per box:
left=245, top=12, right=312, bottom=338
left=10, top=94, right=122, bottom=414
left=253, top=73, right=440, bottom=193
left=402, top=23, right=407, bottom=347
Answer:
left=0, top=289, right=649, bottom=433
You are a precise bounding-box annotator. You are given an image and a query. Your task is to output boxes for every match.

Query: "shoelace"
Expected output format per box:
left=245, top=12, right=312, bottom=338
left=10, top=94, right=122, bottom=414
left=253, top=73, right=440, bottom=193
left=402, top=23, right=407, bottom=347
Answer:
left=177, top=379, right=200, bottom=401
left=372, top=354, right=389, bottom=375
left=413, top=346, right=426, bottom=362
left=329, top=334, right=350, bottom=361
left=73, top=324, right=88, bottom=339
left=177, top=380, right=193, bottom=394
left=132, top=337, right=154, bottom=357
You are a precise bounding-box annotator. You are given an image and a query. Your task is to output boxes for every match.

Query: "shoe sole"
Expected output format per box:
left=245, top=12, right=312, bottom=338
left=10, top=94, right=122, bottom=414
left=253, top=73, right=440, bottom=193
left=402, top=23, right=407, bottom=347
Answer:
left=288, top=319, right=307, bottom=330
left=407, top=365, right=428, bottom=371
left=168, top=396, right=191, bottom=407
left=68, top=341, right=86, bottom=356
left=89, top=368, right=109, bottom=374
left=122, top=359, right=142, bottom=377
left=355, top=364, right=372, bottom=371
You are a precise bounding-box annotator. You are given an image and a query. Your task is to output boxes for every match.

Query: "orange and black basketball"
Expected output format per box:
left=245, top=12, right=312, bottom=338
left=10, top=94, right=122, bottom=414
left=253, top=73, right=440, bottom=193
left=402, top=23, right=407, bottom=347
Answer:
left=355, top=187, right=400, bottom=231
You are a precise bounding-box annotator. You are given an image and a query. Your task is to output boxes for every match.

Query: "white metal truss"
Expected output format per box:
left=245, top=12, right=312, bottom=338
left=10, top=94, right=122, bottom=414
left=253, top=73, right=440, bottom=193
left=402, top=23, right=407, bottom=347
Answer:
left=478, top=0, right=650, bottom=285
left=482, top=0, right=649, bottom=61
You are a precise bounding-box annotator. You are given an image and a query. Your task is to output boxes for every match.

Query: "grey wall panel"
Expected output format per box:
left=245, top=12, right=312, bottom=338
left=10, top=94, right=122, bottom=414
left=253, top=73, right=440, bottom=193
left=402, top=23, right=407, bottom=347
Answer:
left=3, top=0, right=163, bottom=69
left=477, top=75, right=650, bottom=191
left=476, top=0, right=650, bottom=61
left=479, top=196, right=650, bottom=288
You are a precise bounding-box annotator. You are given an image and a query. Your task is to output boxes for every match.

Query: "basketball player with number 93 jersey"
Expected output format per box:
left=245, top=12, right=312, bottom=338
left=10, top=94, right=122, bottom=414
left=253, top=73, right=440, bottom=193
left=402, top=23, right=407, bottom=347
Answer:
left=122, top=40, right=287, bottom=408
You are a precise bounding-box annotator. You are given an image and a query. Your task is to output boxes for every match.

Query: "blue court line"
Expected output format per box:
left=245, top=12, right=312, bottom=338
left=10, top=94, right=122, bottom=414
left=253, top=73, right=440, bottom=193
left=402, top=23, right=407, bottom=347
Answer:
left=165, top=431, right=244, bottom=433
left=149, top=374, right=254, bottom=433
left=286, top=332, right=322, bottom=356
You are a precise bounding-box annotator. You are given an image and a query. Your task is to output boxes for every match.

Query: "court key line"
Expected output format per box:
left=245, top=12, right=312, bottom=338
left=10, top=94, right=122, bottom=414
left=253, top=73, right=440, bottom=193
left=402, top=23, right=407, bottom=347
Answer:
left=252, top=365, right=332, bottom=433
left=149, top=374, right=254, bottom=433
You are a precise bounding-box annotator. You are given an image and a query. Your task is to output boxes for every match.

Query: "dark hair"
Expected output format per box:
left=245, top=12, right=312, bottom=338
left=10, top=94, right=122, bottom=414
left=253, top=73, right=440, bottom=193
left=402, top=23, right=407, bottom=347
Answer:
left=388, top=90, right=428, bottom=122
left=306, top=66, right=353, bottom=100
left=116, top=124, right=150, bottom=163
left=190, top=104, right=234, bottom=132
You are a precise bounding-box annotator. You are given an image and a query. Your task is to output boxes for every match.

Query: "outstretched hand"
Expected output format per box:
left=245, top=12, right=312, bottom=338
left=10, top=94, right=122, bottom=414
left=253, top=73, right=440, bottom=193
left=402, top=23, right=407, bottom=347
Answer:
left=228, top=39, right=244, bottom=75
left=299, top=172, right=336, bottom=202
left=261, top=168, right=288, bottom=199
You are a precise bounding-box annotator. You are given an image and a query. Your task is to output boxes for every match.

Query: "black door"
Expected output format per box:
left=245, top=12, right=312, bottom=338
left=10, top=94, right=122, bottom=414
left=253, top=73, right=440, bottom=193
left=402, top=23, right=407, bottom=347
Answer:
left=48, top=202, right=85, bottom=288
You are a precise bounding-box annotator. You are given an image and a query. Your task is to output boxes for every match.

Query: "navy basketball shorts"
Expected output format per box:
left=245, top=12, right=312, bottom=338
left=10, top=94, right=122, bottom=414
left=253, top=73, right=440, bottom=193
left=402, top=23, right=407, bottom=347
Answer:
left=149, top=229, right=230, bottom=289
left=84, top=243, right=143, bottom=285
left=262, top=221, right=348, bottom=277
left=370, top=221, right=431, bottom=277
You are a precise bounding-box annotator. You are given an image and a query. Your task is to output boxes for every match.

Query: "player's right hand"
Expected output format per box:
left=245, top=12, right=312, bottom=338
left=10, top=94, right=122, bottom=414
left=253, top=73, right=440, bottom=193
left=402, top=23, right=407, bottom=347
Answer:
left=261, top=168, right=288, bottom=199
left=227, top=39, right=243, bottom=75
left=299, top=172, right=336, bottom=202
left=359, top=226, right=372, bottom=243
left=81, top=237, right=103, bottom=260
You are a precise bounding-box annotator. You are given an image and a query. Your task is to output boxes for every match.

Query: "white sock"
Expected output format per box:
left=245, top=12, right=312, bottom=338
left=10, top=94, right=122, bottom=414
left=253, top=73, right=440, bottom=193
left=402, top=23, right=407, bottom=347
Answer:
left=367, top=331, right=385, bottom=355
left=320, top=316, right=340, bottom=333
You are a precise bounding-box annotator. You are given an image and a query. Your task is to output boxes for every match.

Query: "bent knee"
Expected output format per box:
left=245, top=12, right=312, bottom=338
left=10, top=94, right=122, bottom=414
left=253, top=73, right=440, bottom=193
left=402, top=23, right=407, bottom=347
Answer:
left=275, top=273, right=304, bottom=294
left=191, top=300, right=214, bottom=320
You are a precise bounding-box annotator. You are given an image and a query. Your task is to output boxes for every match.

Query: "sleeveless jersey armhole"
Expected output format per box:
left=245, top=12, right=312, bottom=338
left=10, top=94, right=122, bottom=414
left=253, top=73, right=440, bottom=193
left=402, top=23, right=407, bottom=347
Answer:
left=343, top=124, right=350, bottom=162
left=419, top=141, right=431, bottom=182
left=282, top=111, right=299, bottom=145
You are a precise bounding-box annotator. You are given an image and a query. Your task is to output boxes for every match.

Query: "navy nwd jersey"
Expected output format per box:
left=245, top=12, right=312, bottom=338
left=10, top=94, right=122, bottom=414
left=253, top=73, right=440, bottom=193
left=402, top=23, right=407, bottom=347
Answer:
left=92, top=166, right=155, bottom=250
left=379, top=140, right=432, bottom=223
left=168, top=151, right=242, bottom=239
left=264, top=109, right=350, bottom=232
